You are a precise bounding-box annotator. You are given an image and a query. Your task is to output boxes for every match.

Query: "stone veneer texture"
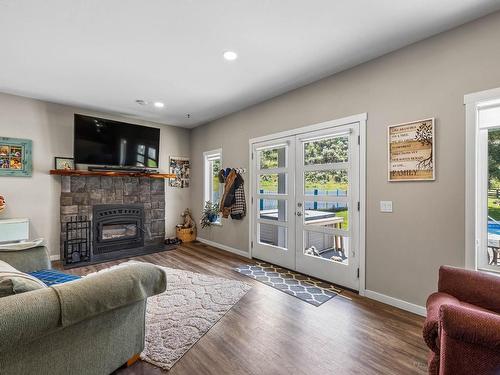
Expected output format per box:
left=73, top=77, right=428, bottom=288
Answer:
left=60, top=176, right=165, bottom=257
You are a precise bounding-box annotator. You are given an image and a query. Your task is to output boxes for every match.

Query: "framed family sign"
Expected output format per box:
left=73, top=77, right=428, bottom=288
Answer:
left=388, top=118, right=435, bottom=181
left=0, top=137, right=32, bottom=177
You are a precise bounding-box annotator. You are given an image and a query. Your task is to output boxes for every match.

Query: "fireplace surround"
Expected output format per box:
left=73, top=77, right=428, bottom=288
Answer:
left=60, top=175, right=166, bottom=263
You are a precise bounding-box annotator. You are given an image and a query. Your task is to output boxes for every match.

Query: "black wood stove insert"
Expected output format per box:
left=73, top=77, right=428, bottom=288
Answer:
left=92, top=204, right=146, bottom=261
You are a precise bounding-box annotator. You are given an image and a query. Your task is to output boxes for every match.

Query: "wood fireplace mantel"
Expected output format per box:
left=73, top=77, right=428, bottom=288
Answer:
left=50, top=169, right=176, bottom=179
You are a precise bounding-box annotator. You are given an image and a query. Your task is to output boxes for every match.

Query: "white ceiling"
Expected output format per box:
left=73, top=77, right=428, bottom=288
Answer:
left=1, top=1, right=499, bottom=128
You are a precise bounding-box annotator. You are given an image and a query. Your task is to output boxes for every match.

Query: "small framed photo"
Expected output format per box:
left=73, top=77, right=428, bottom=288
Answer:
left=55, top=157, right=75, bottom=171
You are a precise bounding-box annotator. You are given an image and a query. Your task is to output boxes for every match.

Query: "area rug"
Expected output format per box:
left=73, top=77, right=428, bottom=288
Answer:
left=235, top=261, right=341, bottom=306
left=141, top=265, right=251, bottom=370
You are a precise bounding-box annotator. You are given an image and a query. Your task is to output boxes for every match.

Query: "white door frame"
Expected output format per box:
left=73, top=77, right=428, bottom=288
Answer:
left=248, top=113, right=367, bottom=294
left=464, top=87, right=500, bottom=271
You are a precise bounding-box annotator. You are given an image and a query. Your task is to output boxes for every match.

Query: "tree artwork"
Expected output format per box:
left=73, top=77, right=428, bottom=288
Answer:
left=414, top=122, right=433, bottom=170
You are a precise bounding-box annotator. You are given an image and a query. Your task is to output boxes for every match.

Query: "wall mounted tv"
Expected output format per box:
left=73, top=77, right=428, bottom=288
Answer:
left=74, top=114, right=160, bottom=168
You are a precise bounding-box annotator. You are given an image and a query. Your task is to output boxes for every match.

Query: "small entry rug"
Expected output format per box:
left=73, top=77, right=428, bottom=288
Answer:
left=235, top=262, right=341, bottom=306
left=141, top=264, right=251, bottom=370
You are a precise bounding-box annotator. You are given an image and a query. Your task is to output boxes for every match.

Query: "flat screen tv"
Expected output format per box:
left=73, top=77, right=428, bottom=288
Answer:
left=74, top=114, right=160, bottom=168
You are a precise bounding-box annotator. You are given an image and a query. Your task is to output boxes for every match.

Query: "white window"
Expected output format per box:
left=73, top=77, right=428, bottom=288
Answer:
left=203, top=149, right=223, bottom=222
left=465, top=88, right=500, bottom=274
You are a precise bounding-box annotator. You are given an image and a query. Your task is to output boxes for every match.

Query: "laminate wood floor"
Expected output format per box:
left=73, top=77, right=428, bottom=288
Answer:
left=58, top=241, right=428, bottom=375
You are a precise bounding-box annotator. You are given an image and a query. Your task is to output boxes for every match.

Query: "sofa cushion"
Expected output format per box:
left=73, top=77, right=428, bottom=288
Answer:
left=0, top=238, right=45, bottom=251
left=0, top=260, right=47, bottom=298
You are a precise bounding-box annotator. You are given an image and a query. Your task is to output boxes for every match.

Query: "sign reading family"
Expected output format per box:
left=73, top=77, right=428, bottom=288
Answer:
left=388, top=118, right=435, bottom=181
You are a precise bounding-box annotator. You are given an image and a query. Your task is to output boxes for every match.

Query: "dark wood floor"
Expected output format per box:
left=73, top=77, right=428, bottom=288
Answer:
left=59, top=241, right=428, bottom=375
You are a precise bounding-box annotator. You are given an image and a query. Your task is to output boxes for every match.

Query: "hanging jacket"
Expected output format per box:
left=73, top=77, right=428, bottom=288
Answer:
left=230, top=182, right=246, bottom=220
left=219, top=169, right=245, bottom=219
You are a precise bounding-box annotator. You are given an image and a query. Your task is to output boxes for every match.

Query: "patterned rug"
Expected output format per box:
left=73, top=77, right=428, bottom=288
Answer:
left=141, top=265, right=251, bottom=370
left=235, top=262, right=341, bottom=306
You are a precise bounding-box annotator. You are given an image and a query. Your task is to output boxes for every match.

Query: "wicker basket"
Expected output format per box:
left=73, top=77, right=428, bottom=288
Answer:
left=176, top=226, right=196, bottom=242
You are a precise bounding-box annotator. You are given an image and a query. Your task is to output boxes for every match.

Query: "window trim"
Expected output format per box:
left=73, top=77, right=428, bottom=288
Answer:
left=203, top=148, right=223, bottom=224
left=465, top=87, right=500, bottom=272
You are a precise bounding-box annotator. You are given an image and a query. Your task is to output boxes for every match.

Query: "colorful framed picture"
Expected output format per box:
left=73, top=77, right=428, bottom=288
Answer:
left=54, top=157, right=75, bottom=171
left=0, top=137, right=32, bottom=177
left=388, top=118, right=435, bottom=181
left=169, top=156, right=190, bottom=188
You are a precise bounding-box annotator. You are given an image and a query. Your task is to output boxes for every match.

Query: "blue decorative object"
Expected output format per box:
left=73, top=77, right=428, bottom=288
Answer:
left=0, top=137, right=32, bottom=177
left=28, top=269, right=82, bottom=286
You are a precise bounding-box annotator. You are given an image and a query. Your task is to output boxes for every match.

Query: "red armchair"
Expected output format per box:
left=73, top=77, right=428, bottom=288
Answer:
left=423, top=266, right=500, bottom=375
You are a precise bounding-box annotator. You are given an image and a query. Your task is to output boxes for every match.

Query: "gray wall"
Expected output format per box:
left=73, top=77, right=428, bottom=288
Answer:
left=190, top=11, right=500, bottom=307
left=0, top=93, right=190, bottom=258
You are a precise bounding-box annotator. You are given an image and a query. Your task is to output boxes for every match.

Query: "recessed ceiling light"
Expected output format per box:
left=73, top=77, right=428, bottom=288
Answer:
left=223, top=51, right=238, bottom=61
left=154, top=102, right=164, bottom=108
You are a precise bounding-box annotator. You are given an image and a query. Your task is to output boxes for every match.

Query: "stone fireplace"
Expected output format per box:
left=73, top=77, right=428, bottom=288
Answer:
left=60, top=175, right=165, bottom=262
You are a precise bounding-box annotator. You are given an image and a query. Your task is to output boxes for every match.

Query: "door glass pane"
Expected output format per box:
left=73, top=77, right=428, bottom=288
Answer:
left=303, top=202, right=348, bottom=231
left=303, top=231, right=349, bottom=265
left=259, top=173, right=287, bottom=194
left=304, top=136, right=348, bottom=165
left=304, top=170, right=348, bottom=195
left=258, top=146, right=286, bottom=169
left=487, top=128, right=500, bottom=270
left=259, top=199, right=287, bottom=222
left=259, top=223, right=288, bottom=249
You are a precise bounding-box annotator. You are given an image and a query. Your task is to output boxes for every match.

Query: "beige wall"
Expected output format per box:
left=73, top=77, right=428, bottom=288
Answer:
left=190, top=11, right=500, bottom=307
left=0, top=93, right=190, bottom=258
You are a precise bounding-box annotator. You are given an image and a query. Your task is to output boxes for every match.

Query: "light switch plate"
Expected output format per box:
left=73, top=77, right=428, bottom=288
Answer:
left=380, top=201, right=393, bottom=213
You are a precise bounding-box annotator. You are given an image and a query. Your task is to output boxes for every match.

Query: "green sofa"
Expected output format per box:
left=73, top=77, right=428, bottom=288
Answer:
left=0, top=246, right=166, bottom=375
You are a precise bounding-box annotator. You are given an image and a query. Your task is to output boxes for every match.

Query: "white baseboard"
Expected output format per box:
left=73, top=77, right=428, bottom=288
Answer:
left=49, top=254, right=60, bottom=261
left=364, top=290, right=427, bottom=317
left=196, top=237, right=251, bottom=259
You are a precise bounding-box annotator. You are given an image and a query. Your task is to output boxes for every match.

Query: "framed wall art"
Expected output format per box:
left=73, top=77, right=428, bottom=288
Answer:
left=0, top=137, right=32, bottom=177
left=388, top=118, right=435, bottom=181
left=169, top=156, right=190, bottom=188
left=54, top=157, right=75, bottom=170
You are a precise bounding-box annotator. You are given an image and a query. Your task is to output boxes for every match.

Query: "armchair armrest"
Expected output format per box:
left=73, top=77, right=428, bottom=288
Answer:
left=0, top=246, right=51, bottom=273
left=52, top=262, right=166, bottom=326
left=438, top=266, right=500, bottom=314
left=440, top=304, right=500, bottom=351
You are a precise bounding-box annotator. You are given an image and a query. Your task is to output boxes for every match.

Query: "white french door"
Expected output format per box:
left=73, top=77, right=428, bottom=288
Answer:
left=251, top=120, right=362, bottom=290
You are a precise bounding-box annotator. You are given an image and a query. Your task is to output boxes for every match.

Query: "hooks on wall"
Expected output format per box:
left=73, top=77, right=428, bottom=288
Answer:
left=233, top=167, right=246, bottom=174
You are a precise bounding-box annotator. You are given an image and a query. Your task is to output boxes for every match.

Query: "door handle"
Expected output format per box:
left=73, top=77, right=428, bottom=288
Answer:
left=296, top=212, right=302, bottom=217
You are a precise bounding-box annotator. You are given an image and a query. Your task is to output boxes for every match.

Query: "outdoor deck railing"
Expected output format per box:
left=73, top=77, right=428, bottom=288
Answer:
left=259, top=189, right=347, bottom=210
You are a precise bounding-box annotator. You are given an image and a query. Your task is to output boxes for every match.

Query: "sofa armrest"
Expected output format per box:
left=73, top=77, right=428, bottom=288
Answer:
left=438, top=266, right=500, bottom=314
left=0, top=262, right=166, bottom=352
left=0, top=287, right=61, bottom=352
left=0, top=246, right=51, bottom=273
left=440, top=304, right=500, bottom=351
left=423, top=292, right=461, bottom=353
left=52, top=262, right=166, bottom=326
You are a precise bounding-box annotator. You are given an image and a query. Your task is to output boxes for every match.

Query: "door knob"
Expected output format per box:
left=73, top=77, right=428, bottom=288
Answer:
left=296, top=212, right=302, bottom=216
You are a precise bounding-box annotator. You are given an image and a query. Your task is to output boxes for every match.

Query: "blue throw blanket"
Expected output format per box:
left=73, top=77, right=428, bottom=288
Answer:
left=28, top=269, right=81, bottom=286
